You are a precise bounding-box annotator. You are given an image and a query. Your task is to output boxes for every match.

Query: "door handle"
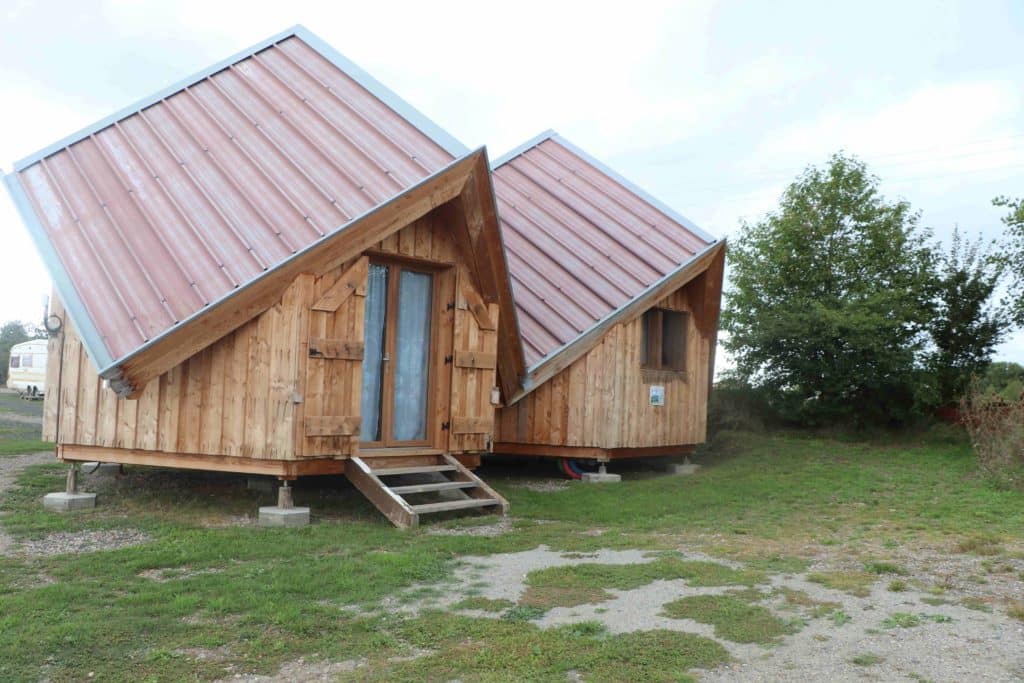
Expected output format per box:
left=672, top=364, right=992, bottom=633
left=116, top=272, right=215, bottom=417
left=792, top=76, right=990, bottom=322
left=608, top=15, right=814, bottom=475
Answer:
left=382, top=353, right=391, bottom=363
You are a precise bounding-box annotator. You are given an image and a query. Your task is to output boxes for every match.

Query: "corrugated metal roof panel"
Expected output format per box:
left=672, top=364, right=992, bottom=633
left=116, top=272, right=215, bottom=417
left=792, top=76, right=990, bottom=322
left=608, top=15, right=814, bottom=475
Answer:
left=492, top=132, right=716, bottom=368
left=8, top=26, right=461, bottom=368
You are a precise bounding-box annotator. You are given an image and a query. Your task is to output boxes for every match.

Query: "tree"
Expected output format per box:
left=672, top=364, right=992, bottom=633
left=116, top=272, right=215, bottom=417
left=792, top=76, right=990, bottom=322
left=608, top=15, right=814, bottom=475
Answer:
left=923, top=230, right=1011, bottom=407
left=0, top=321, right=35, bottom=385
left=994, top=195, right=1024, bottom=325
left=980, top=361, right=1024, bottom=401
left=722, top=153, right=935, bottom=426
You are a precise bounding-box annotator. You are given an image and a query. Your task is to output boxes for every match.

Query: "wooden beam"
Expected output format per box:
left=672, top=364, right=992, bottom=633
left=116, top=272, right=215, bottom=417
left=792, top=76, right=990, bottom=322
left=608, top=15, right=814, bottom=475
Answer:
left=308, top=338, right=364, bottom=360
left=459, top=273, right=496, bottom=330
left=345, top=456, right=418, bottom=528
left=505, top=241, right=726, bottom=407
left=491, top=442, right=697, bottom=460
left=109, top=151, right=480, bottom=398
left=304, top=416, right=360, bottom=437
left=311, top=256, right=368, bottom=311
left=451, top=416, right=493, bottom=434
left=57, top=443, right=345, bottom=476
left=454, top=351, right=496, bottom=370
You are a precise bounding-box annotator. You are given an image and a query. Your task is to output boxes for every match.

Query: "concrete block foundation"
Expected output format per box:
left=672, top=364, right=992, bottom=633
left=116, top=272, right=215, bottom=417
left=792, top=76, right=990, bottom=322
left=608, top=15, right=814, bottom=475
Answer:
left=258, top=506, right=311, bottom=527
left=582, top=471, right=621, bottom=483
left=43, top=492, right=97, bottom=512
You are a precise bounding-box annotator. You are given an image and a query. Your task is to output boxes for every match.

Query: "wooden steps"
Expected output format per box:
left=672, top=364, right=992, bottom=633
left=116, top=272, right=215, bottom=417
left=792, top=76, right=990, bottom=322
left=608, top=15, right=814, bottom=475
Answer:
left=345, top=453, right=509, bottom=528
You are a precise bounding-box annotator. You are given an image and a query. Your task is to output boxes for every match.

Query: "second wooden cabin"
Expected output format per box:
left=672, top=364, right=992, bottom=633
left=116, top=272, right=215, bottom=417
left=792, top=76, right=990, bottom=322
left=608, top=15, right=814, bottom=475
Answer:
left=6, top=26, right=725, bottom=526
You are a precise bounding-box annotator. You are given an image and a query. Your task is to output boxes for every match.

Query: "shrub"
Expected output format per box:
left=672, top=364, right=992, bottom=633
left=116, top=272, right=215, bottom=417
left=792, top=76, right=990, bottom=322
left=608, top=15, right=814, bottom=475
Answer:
left=961, top=385, right=1024, bottom=490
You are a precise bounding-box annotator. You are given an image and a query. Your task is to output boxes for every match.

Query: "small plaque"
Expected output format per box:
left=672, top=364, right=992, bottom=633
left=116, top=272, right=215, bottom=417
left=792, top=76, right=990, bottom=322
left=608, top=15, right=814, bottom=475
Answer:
left=649, top=385, right=665, bottom=406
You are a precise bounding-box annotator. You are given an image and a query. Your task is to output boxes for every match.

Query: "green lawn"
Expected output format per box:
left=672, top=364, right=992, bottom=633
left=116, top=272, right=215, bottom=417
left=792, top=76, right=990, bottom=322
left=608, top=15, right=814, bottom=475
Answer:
left=1, top=429, right=1021, bottom=681
left=0, top=392, right=51, bottom=455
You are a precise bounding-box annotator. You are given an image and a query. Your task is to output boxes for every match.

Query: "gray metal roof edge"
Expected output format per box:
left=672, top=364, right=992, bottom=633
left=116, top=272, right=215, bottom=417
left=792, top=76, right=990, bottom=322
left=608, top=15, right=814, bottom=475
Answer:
left=292, top=25, right=469, bottom=158
left=517, top=238, right=724, bottom=396
left=96, top=148, right=482, bottom=381
left=548, top=132, right=718, bottom=244
left=3, top=172, right=115, bottom=369
left=549, top=132, right=718, bottom=243
left=13, top=24, right=468, bottom=172
left=490, top=129, right=558, bottom=169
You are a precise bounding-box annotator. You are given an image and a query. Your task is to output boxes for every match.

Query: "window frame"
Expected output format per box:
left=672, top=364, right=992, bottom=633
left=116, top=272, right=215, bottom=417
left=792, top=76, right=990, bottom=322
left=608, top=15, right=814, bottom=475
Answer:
left=640, top=307, right=689, bottom=374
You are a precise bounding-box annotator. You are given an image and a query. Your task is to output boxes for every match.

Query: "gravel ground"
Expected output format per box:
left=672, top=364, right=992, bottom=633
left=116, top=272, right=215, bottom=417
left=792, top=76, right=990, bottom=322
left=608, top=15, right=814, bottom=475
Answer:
left=390, top=545, right=1024, bottom=682
left=0, top=450, right=54, bottom=555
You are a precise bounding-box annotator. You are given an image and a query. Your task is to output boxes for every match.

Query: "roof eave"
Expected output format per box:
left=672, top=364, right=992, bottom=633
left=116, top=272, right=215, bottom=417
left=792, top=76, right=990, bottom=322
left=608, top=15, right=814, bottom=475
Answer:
left=504, top=239, right=726, bottom=406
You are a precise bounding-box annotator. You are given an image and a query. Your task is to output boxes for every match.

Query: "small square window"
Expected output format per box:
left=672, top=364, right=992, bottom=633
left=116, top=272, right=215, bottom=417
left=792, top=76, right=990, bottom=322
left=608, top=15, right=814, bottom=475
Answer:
left=641, top=308, right=688, bottom=372
left=21, top=355, right=33, bottom=368
left=9, top=355, right=19, bottom=369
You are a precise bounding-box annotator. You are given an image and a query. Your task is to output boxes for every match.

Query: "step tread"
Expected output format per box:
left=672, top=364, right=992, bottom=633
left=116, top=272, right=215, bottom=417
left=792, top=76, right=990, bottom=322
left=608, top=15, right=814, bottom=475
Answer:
left=410, top=498, right=501, bottom=514
left=390, top=481, right=477, bottom=495
left=371, top=464, right=457, bottom=476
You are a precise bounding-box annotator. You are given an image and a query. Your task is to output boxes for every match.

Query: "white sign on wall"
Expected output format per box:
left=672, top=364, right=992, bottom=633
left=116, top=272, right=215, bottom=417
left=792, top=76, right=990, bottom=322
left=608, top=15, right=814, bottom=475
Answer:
left=649, top=385, right=665, bottom=406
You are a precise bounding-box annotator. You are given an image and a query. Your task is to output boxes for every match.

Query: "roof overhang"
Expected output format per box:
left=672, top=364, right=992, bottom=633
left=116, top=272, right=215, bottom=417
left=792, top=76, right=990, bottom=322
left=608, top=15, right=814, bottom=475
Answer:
left=504, top=239, right=726, bottom=406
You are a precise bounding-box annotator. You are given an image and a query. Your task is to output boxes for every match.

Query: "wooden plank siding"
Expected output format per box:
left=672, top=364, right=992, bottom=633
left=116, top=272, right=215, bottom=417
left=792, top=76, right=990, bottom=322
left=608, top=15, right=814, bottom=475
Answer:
left=41, top=201, right=500, bottom=465
left=494, top=274, right=714, bottom=450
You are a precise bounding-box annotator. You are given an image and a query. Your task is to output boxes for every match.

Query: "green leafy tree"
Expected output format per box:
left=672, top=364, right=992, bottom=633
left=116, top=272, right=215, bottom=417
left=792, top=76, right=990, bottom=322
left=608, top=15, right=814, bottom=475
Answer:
left=994, top=196, right=1024, bottom=325
left=979, top=361, right=1024, bottom=401
left=722, top=153, right=935, bottom=426
left=0, top=321, right=36, bottom=385
left=922, top=230, right=1011, bottom=407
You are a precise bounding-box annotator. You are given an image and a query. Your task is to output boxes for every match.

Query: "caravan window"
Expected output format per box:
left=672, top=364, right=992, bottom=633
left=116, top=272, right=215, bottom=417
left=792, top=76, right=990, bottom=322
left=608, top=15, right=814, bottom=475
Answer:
left=21, top=355, right=33, bottom=368
left=9, top=355, right=19, bottom=369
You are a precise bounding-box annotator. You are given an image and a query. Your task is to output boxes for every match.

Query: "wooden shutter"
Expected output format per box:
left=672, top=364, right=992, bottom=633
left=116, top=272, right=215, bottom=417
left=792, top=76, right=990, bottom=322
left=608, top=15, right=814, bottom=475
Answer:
left=448, top=267, right=500, bottom=453
left=301, top=256, right=368, bottom=456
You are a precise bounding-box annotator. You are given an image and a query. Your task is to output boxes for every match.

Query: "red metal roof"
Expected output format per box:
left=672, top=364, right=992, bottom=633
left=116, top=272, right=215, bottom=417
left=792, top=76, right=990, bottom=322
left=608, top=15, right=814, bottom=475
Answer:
left=6, top=26, right=463, bottom=370
left=492, top=132, right=717, bottom=368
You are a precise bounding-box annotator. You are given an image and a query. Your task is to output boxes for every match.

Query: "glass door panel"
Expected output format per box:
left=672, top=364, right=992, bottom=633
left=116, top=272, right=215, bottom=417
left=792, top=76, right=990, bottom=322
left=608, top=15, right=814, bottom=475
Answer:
left=392, top=270, right=433, bottom=442
left=360, top=263, right=389, bottom=443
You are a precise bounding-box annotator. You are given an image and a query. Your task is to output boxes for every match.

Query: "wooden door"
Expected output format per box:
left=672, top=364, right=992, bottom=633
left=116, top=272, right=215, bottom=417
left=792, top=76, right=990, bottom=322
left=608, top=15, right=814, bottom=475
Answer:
left=302, top=257, right=368, bottom=456
left=448, top=267, right=500, bottom=453
left=360, top=260, right=437, bottom=448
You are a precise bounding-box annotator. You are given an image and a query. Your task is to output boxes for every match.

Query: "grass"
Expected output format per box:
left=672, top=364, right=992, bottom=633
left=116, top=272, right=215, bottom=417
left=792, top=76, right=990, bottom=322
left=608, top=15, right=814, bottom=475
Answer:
left=887, top=579, right=907, bottom=592
left=864, top=560, right=908, bottom=575
left=851, top=652, right=884, bottom=666
left=806, top=571, right=877, bottom=597
left=451, top=597, right=515, bottom=612
left=0, top=428, right=1021, bottom=680
left=882, top=612, right=953, bottom=629
left=520, top=557, right=766, bottom=608
left=1006, top=601, right=1024, bottom=621
left=661, top=592, right=801, bottom=644
left=775, top=587, right=840, bottom=618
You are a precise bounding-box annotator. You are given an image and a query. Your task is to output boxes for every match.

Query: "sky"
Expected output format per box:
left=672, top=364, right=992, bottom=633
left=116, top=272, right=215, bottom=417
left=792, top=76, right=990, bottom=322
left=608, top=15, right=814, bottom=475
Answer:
left=1, top=0, right=1022, bottom=373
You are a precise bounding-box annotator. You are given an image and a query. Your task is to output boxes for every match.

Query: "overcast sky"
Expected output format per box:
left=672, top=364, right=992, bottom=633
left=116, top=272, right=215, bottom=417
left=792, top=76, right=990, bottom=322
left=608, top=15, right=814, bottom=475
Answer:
left=2, top=0, right=1022, bottom=370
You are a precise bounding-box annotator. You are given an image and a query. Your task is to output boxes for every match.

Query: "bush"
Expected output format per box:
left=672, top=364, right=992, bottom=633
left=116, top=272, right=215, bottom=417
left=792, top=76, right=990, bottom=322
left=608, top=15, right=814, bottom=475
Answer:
left=707, top=377, right=779, bottom=436
left=961, top=386, right=1024, bottom=490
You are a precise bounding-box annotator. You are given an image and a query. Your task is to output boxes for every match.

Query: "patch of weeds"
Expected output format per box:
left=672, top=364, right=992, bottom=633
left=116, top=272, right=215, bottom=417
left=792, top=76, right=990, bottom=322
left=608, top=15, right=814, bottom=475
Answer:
left=908, top=674, right=935, bottom=683
left=520, top=557, right=766, bottom=610
left=807, top=571, right=876, bottom=597
left=1004, top=601, right=1024, bottom=621
left=882, top=612, right=952, bottom=629
left=960, top=597, right=992, bottom=613
left=864, top=561, right=908, bottom=576
left=661, top=593, right=800, bottom=645
left=955, top=535, right=1003, bottom=556
left=887, top=579, right=907, bottom=592
left=741, top=554, right=810, bottom=573
left=501, top=605, right=548, bottom=622
left=882, top=539, right=899, bottom=549
left=775, top=587, right=840, bottom=618
left=851, top=652, right=884, bottom=666
left=558, top=621, right=608, bottom=638
left=450, top=597, right=514, bottom=613
left=882, top=612, right=922, bottom=628
left=920, top=596, right=950, bottom=606
left=829, top=610, right=852, bottom=626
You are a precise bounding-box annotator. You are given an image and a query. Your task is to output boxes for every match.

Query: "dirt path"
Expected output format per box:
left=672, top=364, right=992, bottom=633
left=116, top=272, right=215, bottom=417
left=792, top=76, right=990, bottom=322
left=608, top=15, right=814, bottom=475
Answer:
left=0, top=451, right=56, bottom=555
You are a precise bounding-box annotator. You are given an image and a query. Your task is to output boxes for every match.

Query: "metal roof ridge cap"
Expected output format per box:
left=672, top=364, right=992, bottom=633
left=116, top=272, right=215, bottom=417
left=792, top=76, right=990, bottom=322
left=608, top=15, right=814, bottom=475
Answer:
left=514, top=239, right=723, bottom=397
left=291, top=25, right=469, bottom=158
left=3, top=172, right=115, bottom=369
left=490, top=129, right=558, bottom=169
left=13, top=24, right=469, bottom=171
left=96, top=148, right=484, bottom=379
left=548, top=132, right=719, bottom=244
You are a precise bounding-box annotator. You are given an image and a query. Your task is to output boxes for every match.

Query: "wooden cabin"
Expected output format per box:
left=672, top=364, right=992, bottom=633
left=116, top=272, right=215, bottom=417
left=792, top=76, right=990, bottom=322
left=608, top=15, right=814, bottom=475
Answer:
left=5, top=26, right=725, bottom=526
left=489, top=133, right=725, bottom=473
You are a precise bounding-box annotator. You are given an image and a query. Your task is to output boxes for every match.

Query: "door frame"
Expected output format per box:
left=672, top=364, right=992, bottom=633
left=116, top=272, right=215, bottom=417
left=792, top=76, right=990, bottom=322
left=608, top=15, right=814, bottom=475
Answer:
left=360, top=255, right=443, bottom=449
